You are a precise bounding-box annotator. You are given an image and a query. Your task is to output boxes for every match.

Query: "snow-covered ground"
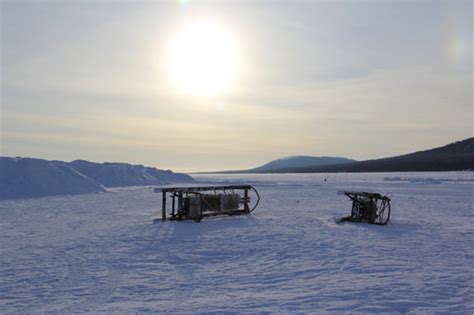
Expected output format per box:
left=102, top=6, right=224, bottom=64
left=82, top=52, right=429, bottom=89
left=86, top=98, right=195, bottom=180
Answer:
left=1, top=172, right=473, bottom=313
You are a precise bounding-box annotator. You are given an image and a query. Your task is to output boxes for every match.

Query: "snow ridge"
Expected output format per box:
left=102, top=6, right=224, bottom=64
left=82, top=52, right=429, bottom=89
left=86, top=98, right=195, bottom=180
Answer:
left=0, top=157, right=194, bottom=200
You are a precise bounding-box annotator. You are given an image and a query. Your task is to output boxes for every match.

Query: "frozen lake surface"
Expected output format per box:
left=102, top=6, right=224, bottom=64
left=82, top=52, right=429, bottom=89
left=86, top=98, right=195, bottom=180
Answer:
left=1, top=172, right=473, bottom=313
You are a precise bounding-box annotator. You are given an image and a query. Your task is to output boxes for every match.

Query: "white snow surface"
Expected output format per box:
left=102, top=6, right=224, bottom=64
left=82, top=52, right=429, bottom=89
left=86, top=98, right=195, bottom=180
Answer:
left=1, top=172, right=473, bottom=313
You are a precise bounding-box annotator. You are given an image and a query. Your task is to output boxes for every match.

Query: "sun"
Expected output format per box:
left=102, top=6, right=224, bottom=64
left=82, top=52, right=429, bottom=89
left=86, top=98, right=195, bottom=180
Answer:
left=167, top=21, right=239, bottom=96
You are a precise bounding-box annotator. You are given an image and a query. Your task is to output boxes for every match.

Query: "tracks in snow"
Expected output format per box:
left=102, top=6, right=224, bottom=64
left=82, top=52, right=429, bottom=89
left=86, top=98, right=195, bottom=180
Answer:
left=146, top=221, right=200, bottom=310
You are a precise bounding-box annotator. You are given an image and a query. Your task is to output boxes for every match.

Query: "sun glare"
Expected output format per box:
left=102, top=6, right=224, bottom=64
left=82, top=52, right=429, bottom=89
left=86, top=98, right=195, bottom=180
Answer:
left=168, top=21, right=239, bottom=96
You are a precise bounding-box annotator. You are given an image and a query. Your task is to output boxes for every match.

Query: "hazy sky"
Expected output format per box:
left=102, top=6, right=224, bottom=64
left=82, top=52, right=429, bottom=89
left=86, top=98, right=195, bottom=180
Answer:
left=1, top=0, right=472, bottom=172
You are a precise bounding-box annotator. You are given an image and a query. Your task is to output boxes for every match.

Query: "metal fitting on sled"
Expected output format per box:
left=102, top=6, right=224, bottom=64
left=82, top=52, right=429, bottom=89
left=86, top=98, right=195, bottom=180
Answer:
left=154, top=185, right=260, bottom=222
left=340, top=191, right=391, bottom=225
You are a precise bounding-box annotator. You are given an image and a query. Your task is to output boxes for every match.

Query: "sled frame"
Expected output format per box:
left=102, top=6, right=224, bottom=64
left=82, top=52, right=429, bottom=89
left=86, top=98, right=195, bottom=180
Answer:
left=154, top=185, right=260, bottom=222
left=341, top=191, right=391, bottom=225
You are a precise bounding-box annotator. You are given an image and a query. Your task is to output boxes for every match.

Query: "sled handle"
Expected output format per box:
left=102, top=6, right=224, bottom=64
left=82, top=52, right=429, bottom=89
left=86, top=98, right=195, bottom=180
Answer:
left=249, top=185, right=260, bottom=213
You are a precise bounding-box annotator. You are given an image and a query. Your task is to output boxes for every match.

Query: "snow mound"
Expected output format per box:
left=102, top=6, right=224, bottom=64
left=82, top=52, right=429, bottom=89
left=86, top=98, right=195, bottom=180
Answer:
left=69, top=160, right=193, bottom=187
left=0, top=157, right=194, bottom=200
left=0, top=157, right=107, bottom=200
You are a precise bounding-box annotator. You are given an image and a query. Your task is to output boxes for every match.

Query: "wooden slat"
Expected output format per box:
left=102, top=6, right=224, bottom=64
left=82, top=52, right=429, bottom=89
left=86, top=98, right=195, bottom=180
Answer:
left=155, top=184, right=253, bottom=193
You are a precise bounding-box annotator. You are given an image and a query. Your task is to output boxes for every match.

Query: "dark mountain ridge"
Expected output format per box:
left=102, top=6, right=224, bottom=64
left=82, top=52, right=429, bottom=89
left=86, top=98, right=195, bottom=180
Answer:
left=210, top=156, right=355, bottom=174
left=270, top=138, right=474, bottom=173
left=248, top=156, right=356, bottom=172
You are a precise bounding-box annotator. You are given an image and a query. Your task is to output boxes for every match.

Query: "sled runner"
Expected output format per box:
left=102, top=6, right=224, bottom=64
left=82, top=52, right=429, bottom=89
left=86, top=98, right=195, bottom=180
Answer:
left=340, top=191, right=391, bottom=225
left=154, top=185, right=260, bottom=222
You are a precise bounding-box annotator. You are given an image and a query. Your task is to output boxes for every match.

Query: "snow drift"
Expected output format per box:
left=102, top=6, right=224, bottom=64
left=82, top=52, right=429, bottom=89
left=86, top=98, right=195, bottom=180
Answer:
left=0, top=157, right=107, bottom=200
left=69, top=160, right=193, bottom=187
left=0, top=157, right=194, bottom=200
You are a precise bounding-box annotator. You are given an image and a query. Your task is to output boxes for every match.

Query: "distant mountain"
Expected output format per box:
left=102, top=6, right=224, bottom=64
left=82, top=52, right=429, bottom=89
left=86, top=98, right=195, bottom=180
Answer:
left=272, top=138, right=474, bottom=173
left=209, top=156, right=355, bottom=174
left=248, top=156, right=356, bottom=173
left=0, top=157, right=194, bottom=200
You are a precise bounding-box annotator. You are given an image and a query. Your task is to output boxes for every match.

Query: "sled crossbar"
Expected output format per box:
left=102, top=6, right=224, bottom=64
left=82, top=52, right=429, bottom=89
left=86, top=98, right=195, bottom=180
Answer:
left=155, top=185, right=254, bottom=194
left=344, top=191, right=391, bottom=202
left=154, top=184, right=259, bottom=222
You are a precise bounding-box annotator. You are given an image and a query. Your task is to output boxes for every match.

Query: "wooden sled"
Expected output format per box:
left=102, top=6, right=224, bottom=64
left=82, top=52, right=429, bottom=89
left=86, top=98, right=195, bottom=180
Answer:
left=154, top=185, right=260, bottom=222
left=340, top=191, right=391, bottom=225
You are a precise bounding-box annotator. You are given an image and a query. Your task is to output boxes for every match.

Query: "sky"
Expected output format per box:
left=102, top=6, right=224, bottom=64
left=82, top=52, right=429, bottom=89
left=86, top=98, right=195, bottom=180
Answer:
left=1, top=0, right=472, bottom=172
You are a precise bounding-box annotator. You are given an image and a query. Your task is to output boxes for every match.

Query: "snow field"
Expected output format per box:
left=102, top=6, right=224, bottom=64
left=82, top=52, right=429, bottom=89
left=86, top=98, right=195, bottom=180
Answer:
left=0, top=173, right=473, bottom=313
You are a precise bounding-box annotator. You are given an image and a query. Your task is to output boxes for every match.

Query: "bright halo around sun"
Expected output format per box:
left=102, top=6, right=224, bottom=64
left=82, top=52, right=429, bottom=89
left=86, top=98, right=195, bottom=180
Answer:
left=167, top=21, right=239, bottom=96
